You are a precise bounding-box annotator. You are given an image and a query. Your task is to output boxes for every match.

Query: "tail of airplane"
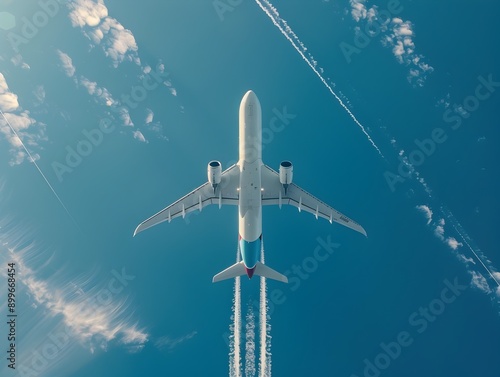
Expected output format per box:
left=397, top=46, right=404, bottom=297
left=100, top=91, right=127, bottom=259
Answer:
left=212, top=261, right=288, bottom=283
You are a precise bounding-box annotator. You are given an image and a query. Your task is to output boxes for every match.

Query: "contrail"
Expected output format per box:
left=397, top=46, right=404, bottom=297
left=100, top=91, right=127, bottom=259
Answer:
left=0, top=110, right=80, bottom=229
left=230, top=246, right=242, bottom=377
left=245, top=303, right=256, bottom=377
left=440, top=205, right=500, bottom=287
left=256, top=0, right=498, bottom=289
left=257, top=0, right=499, bottom=318
left=258, top=241, right=271, bottom=377
left=255, top=0, right=385, bottom=159
left=391, top=138, right=500, bottom=289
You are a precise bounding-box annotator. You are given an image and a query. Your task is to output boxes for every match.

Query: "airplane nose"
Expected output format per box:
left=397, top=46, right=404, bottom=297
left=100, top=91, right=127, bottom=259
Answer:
left=243, top=90, right=257, bottom=103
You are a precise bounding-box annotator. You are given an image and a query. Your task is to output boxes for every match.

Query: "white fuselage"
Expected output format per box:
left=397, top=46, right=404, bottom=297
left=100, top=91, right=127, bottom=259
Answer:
left=237, top=91, right=263, bottom=272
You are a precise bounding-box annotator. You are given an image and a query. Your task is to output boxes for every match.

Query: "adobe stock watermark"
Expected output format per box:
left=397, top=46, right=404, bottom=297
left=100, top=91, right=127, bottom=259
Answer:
left=268, top=235, right=341, bottom=314
left=222, top=235, right=340, bottom=346
left=183, top=105, right=296, bottom=225
left=350, top=277, right=467, bottom=377
left=384, top=74, right=500, bottom=192
left=17, top=267, right=135, bottom=377
left=213, top=0, right=243, bottom=21
left=340, top=0, right=403, bottom=64
left=2, top=0, right=68, bottom=52
left=51, top=67, right=170, bottom=182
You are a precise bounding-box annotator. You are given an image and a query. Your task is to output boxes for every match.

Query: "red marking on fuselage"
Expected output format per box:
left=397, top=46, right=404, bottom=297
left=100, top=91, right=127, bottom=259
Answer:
left=245, top=267, right=255, bottom=279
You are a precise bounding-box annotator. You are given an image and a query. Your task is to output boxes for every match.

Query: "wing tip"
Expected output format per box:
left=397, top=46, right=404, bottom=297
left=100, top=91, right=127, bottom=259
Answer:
left=133, top=224, right=143, bottom=237
left=357, top=225, right=367, bottom=237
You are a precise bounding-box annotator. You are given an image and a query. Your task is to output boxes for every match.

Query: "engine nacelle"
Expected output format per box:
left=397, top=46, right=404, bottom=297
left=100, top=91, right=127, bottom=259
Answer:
left=207, top=160, right=222, bottom=188
left=279, top=160, right=293, bottom=185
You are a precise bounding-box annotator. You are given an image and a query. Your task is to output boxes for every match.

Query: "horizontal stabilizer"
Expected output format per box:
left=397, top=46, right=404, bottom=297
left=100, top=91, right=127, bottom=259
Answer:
left=212, top=261, right=246, bottom=283
left=212, top=261, right=288, bottom=283
left=254, top=262, right=288, bottom=283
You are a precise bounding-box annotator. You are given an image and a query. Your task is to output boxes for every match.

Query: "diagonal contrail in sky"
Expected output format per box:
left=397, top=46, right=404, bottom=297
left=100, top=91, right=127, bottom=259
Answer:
left=0, top=110, right=80, bottom=229
left=440, top=205, right=500, bottom=287
left=255, top=0, right=385, bottom=159
left=257, top=0, right=500, bottom=297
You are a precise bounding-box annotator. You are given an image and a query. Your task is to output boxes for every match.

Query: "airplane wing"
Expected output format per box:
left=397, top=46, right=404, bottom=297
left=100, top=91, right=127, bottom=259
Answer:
left=261, top=164, right=367, bottom=236
left=134, top=164, right=240, bottom=236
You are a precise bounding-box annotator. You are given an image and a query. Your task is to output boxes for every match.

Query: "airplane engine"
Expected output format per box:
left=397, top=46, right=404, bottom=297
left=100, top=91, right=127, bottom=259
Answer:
left=279, top=160, right=293, bottom=185
left=207, top=160, right=222, bottom=187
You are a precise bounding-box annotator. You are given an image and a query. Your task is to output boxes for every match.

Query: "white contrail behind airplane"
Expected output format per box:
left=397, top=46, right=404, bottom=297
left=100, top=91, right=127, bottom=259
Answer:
left=258, top=244, right=271, bottom=377
left=230, top=248, right=242, bottom=377
left=245, top=304, right=256, bottom=377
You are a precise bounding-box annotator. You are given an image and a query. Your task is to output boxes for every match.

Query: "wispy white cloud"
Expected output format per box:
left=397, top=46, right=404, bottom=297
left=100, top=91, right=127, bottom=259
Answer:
left=470, top=271, right=492, bottom=294
left=350, top=0, right=367, bottom=22
left=155, top=331, right=197, bottom=352
left=168, top=87, right=177, bottom=96
left=434, top=218, right=445, bottom=240
left=0, top=75, right=20, bottom=112
left=56, top=50, right=135, bottom=128
left=0, top=214, right=148, bottom=377
left=493, top=272, right=500, bottom=283
left=350, top=0, right=378, bottom=23
left=416, top=204, right=433, bottom=225
left=33, top=85, right=46, bottom=105
left=98, top=18, right=139, bottom=67
left=446, top=237, right=463, bottom=250
left=6, top=245, right=148, bottom=351
left=67, top=0, right=108, bottom=27
left=494, top=273, right=500, bottom=297
left=118, top=106, right=133, bottom=126
left=163, top=79, right=177, bottom=96
left=79, top=76, right=99, bottom=96
left=416, top=205, right=463, bottom=251
left=56, top=50, right=76, bottom=78
left=383, top=18, right=434, bottom=87
left=416, top=203, right=500, bottom=305
left=145, top=121, right=168, bottom=141
left=349, top=0, right=433, bottom=86
left=133, top=130, right=147, bottom=143
left=0, top=73, right=45, bottom=165
left=11, top=54, right=30, bottom=70
left=457, top=253, right=475, bottom=265
left=67, top=0, right=140, bottom=67
left=145, top=108, right=154, bottom=124
left=436, top=93, right=451, bottom=109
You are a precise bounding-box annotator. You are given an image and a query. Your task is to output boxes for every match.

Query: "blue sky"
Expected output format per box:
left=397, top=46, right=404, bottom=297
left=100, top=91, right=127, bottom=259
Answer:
left=1, top=0, right=500, bottom=376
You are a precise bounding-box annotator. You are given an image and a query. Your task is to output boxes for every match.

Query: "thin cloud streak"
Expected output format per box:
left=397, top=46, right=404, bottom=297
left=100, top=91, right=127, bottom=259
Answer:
left=155, top=331, right=197, bottom=352
left=5, top=246, right=148, bottom=351
left=0, top=110, right=79, bottom=229
left=0, top=73, right=45, bottom=166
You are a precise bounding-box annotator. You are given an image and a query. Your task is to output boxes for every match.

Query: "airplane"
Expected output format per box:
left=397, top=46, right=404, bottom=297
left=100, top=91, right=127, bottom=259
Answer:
left=133, top=90, right=366, bottom=283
